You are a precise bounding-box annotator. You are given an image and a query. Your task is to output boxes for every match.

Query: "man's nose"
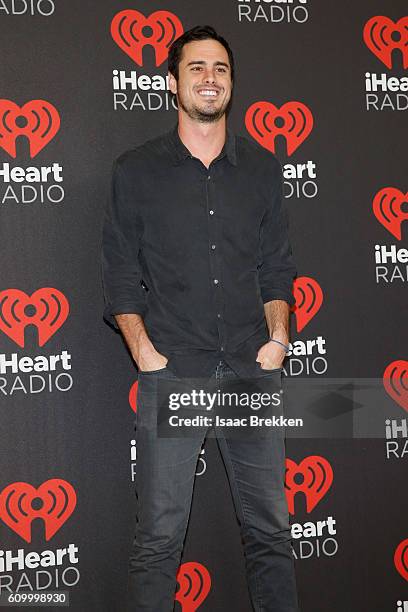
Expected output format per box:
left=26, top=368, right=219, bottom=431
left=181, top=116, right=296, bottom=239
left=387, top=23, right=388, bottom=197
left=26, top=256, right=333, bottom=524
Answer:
left=203, top=69, right=216, bottom=84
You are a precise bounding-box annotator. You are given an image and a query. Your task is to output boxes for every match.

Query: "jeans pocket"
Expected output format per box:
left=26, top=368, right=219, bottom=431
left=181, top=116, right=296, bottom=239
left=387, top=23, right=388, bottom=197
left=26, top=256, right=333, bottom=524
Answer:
left=256, top=364, right=283, bottom=374
left=138, top=366, right=168, bottom=375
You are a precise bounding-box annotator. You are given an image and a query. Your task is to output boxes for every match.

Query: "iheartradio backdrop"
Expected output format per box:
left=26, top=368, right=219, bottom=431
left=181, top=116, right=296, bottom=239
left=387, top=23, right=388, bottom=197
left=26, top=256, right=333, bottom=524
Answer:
left=1, top=1, right=407, bottom=611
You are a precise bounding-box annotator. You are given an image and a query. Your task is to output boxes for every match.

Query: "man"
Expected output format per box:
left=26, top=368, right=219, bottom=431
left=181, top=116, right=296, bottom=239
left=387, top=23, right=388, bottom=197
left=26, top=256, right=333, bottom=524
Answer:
left=102, top=25, right=299, bottom=612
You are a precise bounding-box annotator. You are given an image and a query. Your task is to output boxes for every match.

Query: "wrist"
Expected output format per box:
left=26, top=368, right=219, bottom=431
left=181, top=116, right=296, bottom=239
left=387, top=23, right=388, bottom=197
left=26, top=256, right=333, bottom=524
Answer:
left=268, top=337, right=290, bottom=354
left=270, top=326, right=288, bottom=341
left=132, top=339, right=157, bottom=364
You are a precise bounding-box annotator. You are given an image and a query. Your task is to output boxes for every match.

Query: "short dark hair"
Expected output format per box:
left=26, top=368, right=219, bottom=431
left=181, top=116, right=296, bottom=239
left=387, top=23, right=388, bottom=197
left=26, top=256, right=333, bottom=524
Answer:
left=168, top=25, right=234, bottom=82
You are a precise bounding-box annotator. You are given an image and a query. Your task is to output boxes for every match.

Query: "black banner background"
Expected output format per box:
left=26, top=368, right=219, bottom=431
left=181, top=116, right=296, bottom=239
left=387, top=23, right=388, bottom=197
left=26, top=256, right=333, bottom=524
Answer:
left=0, top=1, right=407, bottom=610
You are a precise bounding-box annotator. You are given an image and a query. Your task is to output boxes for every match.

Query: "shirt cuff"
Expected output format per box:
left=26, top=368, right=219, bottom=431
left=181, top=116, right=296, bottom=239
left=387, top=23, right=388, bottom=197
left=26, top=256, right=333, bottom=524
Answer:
left=103, top=302, right=147, bottom=330
left=261, top=289, right=296, bottom=307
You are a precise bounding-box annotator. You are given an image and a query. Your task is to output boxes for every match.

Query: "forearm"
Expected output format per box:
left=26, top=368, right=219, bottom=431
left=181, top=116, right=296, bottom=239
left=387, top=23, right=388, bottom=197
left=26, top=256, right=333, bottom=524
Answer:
left=264, top=299, right=290, bottom=344
left=114, top=313, right=157, bottom=366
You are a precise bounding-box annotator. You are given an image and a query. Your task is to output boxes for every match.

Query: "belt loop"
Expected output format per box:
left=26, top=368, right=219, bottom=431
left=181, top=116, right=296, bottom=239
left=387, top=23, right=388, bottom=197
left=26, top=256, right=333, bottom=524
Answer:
left=215, top=359, right=223, bottom=382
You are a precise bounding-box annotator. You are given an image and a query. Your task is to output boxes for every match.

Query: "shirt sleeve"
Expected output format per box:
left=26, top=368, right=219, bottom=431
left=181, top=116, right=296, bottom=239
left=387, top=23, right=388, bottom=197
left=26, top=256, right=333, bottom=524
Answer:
left=101, top=155, right=147, bottom=329
left=258, top=157, right=297, bottom=307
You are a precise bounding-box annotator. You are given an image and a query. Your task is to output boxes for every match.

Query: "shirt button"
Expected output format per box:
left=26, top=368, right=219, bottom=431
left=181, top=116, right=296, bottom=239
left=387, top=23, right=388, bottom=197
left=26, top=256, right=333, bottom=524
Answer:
left=214, top=279, right=219, bottom=285
left=211, top=244, right=216, bottom=250
left=220, top=346, right=224, bottom=352
left=207, top=175, right=211, bottom=180
left=209, top=210, right=214, bottom=215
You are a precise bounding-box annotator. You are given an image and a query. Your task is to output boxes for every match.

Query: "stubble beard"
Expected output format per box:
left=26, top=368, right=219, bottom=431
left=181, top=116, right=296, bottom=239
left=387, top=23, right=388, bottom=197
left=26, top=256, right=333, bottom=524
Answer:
left=177, top=89, right=231, bottom=123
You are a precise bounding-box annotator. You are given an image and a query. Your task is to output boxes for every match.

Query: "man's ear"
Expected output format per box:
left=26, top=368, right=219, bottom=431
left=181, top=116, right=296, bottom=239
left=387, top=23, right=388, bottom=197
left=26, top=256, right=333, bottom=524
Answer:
left=168, top=71, right=177, bottom=95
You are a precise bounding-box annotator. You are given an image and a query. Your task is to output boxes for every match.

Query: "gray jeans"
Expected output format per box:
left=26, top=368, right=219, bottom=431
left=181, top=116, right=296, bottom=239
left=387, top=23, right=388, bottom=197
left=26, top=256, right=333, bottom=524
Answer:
left=127, top=359, right=299, bottom=611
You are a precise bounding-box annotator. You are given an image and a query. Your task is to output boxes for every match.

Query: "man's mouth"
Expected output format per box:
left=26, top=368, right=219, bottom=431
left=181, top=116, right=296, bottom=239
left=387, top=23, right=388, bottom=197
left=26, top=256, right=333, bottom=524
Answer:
left=196, top=88, right=220, bottom=98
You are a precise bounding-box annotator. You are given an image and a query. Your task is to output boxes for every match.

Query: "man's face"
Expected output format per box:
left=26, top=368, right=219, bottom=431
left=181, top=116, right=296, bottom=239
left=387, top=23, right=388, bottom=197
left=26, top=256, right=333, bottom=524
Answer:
left=169, top=39, right=233, bottom=123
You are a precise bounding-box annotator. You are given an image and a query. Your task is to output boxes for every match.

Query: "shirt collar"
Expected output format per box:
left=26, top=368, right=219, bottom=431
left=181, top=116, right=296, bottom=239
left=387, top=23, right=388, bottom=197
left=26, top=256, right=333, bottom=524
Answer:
left=167, top=121, right=237, bottom=167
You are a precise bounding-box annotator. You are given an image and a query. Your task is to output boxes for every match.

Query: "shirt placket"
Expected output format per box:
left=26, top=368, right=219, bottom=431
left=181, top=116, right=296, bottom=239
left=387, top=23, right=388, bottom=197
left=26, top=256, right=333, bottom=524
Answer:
left=204, top=164, right=226, bottom=355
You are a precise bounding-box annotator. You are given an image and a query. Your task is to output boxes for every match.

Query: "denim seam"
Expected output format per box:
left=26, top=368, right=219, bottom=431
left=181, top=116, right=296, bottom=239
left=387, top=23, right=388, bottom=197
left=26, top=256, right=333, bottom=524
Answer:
left=223, top=436, right=264, bottom=612
left=216, top=365, right=264, bottom=612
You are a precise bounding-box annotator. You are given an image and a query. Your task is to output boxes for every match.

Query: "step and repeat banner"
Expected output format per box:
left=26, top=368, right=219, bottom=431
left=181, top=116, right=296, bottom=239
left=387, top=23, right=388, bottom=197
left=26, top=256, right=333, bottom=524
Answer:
left=0, top=1, right=407, bottom=610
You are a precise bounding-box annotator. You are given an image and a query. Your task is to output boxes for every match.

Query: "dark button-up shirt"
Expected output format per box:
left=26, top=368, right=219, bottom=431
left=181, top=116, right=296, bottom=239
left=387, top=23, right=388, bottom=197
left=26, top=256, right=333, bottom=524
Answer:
left=101, top=122, right=297, bottom=379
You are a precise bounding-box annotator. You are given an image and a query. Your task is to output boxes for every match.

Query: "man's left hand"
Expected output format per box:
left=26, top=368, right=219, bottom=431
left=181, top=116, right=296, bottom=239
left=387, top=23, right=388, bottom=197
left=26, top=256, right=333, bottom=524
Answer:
left=256, top=340, right=286, bottom=370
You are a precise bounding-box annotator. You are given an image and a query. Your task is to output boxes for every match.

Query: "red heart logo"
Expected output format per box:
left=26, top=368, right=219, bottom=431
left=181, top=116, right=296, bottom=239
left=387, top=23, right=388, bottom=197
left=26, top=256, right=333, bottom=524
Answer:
left=111, top=10, right=183, bottom=67
left=245, top=100, right=313, bottom=156
left=0, top=288, right=69, bottom=347
left=285, top=456, right=333, bottom=515
left=394, top=538, right=408, bottom=582
left=373, top=187, right=408, bottom=241
left=175, top=562, right=211, bottom=611
left=363, top=16, right=408, bottom=69
left=292, top=276, right=323, bottom=333
left=0, top=99, right=60, bottom=158
left=0, top=479, right=76, bottom=543
left=129, top=380, right=139, bottom=413
left=383, top=360, right=408, bottom=413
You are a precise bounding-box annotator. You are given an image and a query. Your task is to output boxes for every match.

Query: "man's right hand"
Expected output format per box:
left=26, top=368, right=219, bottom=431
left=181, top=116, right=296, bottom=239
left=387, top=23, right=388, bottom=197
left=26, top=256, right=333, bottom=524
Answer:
left=114, top=313, right=168, bottom=372
left=137, top=351, right=168, bottom=372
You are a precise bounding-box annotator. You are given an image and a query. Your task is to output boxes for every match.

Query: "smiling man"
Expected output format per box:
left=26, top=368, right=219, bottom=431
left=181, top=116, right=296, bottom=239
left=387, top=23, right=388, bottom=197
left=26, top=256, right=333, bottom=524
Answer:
left=102, top=25, right=299, bottom=612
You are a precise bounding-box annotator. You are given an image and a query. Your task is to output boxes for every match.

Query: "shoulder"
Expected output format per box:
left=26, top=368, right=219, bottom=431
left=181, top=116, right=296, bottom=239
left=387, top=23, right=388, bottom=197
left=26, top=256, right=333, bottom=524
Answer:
left=114, top=130, right=171, bottom=174
left=235, top=132, right=282, bottom=177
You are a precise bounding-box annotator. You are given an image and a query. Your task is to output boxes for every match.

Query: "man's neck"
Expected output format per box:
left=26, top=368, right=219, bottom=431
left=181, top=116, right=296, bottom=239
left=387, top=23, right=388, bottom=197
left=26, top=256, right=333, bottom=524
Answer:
left=177, top=114, right=226, bottom=169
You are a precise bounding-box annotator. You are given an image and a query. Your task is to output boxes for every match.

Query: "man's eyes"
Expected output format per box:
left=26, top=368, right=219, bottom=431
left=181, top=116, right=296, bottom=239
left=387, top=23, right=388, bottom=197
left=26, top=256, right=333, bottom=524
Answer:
left=190, top=66, right=227, bottom=73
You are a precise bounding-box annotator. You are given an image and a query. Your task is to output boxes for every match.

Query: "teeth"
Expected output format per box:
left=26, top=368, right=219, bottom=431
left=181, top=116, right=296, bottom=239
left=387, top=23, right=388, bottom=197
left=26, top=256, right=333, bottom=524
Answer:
left=198, top=90, right=218, bottom=96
